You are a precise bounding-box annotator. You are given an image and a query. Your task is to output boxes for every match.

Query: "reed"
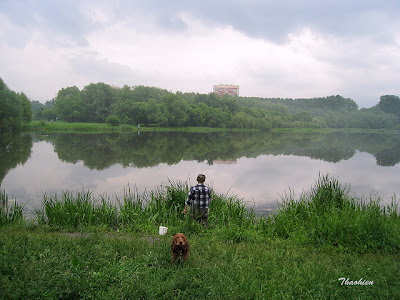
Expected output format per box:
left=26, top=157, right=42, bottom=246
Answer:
left=29, top=175, right=400, bottom=251
left=0, top=190, right=24, bottom=226
left=271, top=174, right=400, bottom=251
left=33, top=180, right=254, bottom=235
left=35, top=191, right=118, bottom=229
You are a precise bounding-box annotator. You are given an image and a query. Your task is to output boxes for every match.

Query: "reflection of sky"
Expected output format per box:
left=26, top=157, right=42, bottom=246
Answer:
left=2, top=141, right=399, bottom=215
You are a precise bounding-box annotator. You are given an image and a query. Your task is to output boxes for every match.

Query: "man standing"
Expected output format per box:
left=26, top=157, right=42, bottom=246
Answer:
left=184, top=174, right=212, bottom=227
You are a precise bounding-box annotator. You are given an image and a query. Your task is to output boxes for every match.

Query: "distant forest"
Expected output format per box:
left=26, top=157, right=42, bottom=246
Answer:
left=2, top=77, right=400, bottom=132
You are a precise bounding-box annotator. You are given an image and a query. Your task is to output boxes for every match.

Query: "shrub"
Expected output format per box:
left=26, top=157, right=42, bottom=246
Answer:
left=105, top=115, right=120, bottom=126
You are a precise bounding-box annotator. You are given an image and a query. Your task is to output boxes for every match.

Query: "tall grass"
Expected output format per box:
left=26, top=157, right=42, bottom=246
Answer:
left=32, top=175, right=400, bottom=251
left=33, top=180, right=256, bottom=238
left=35, top=191, right=118, bottom=229
left=0, top=190, right=24, bottom=226
left=271, top=174, right=400, bottom=251
left=117, top=181, right=189, bottom=231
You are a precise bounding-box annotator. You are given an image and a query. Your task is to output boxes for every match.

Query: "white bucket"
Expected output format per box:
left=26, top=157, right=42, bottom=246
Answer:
left=159, top=226, right=168, bottom=235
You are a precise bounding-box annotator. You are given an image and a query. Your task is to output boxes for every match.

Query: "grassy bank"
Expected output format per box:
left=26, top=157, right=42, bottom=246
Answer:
left=1, top=176, right=400, bottom=298
left=1, top=226, right=399, bottom=299
left=28, top=120, right=400, bottom=134
left=27, top=121, right=235, bottom=133
left=28, top=120, right=137, bottom=133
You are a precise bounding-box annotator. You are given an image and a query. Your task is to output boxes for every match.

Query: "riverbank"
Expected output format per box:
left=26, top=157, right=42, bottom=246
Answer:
left=1, top=226, right=398, bottom=299
left=27, top=121, right=237, bottom=133
left=27, top=120, right=400, bottom=134
left=1, top=176, right=399, bottom=298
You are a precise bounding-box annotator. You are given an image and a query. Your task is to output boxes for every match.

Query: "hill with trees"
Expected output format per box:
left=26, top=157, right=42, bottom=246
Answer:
left=2, top=77, right=399, bottom=130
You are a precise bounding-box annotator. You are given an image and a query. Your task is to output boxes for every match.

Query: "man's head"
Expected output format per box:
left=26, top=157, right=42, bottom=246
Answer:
left=197, top=174, right=206, bottom=183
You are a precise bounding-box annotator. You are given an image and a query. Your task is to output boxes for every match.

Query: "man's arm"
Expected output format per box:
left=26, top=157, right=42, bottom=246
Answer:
left=184, top=187, right=193, bottom=215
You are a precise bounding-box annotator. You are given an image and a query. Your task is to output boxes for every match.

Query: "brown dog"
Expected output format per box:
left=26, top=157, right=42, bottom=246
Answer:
left=171, top=233, right=190, bottom=265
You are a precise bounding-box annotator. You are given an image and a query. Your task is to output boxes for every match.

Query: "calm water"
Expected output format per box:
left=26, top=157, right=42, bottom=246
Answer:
left=1, top=131, right=400, bottom=215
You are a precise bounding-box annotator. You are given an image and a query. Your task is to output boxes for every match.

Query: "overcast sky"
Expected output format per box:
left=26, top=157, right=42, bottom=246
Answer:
left=1, top=1, right=399, bottom=107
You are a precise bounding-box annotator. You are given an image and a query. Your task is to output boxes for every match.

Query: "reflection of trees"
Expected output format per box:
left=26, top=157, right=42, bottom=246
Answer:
left=374, top=142, right=400, bottom=166
left=0, top=133, right=33, bottom=183
left=283, top=133, right=356, bottom=162
left=38, top=131, right=400, bottom=170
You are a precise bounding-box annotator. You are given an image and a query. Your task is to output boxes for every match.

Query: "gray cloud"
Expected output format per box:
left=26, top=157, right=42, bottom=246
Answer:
left=3, top=1, right=399, bottom=42
left=0, top=1, right=399, bottom=106
left=108, top=1, right=400, bottom=42
left=0, top=0, right=91, bottom=47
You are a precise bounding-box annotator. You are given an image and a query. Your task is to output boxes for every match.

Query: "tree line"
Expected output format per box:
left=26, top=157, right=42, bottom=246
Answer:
left=0, top=78, right=32, bottom=132
left=2, top=76, right=400, bottom=130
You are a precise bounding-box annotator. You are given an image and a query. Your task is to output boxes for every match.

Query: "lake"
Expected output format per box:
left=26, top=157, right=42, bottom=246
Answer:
left=1, top=130, right=400, bottom=215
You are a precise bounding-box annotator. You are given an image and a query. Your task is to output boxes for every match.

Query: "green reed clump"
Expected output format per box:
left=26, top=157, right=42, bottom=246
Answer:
left=207, top=193, right=259, bottom=243
left=271, top=174, right=400, bottom=251
left=164, top=179, right=188, bottom=212
left=0, top=190, right=24, bottom=226
left=33, top=180, right=257, bottom=238
left=35, top=191, right=118, bottom=229
left=117, top=186, right=146, bottom=228
left=32, top=175, right=399, bottom=251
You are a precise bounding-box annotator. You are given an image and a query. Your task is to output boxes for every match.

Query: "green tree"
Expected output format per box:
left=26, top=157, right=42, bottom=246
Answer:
left=379, top=95, right=400, bottom=117
left=41, top=108, right=57, bottom=121
left=31, top=100, right=44, bottom=120
left=325, top=111, right=339, bottom=128
left=146, top=99, right=169, bottom=125
left=207, top=107, right=230, bottom=128
left=191, top=103, right=209, bottom=126
left=19, top=93, right=32, bottom=124
left=55, top=86, right=81, bottom=122
left=161, top=94, right=191, bottom=126
left=0, top=78, right=7, bottom=92
left=230, top=112, right=255, bottom=129
left=0, top=78, right=32, bottom=132
left=106, top=115, right=120, bottom=126
left=115, top=101, right=148, bottom=125
left=82, top=83, right=116, bottom=122
left=293, top=111, right=312, bottom=122
left=254, top=117, right=272, bottom=131
left=131, top=86, right=169, bottom=102
left=220, top=94, right=240, bottom=113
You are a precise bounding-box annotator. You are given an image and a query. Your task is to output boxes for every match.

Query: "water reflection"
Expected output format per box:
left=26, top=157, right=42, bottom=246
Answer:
left=35, top=131, right=400, bottom=168
left=0, top=133, right=32, bottom=183
left=1, top=131, right=400, bottom=214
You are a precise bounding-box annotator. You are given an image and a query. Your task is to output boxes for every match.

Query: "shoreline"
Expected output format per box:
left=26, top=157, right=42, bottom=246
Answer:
left=26, top=120, right=400, bottom=134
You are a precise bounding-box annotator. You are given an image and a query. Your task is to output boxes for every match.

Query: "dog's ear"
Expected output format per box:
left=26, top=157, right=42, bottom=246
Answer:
left=183, top=239, right=189, bottom=251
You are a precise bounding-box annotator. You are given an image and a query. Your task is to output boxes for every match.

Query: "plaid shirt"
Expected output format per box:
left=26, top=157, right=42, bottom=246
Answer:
left=186, top=184, right=211, bottom=209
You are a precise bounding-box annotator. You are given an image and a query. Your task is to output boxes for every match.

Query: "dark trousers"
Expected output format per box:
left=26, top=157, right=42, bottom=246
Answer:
left=189, top=207, right=209, bottom=227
